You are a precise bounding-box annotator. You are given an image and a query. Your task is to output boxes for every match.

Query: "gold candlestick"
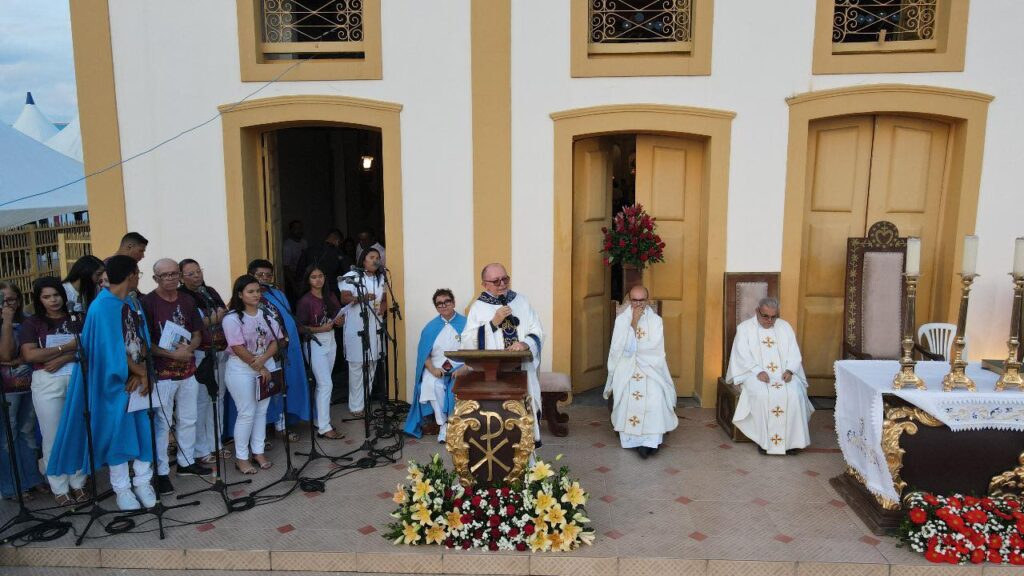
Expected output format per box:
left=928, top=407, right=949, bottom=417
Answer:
left=943, top=274, right=977, bottom=392
left=893, top=274, right=926, bottom=390
left=996, top=275, right=1024, bottom=392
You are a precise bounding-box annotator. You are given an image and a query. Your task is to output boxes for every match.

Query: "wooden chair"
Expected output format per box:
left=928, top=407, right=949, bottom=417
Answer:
left=842, top=221, right=941, bottom=361
left=716, top=272, right=779, bottom=442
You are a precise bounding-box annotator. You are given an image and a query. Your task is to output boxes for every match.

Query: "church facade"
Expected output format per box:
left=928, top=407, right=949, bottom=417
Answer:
left=71, top=0, right=1022, bottom=405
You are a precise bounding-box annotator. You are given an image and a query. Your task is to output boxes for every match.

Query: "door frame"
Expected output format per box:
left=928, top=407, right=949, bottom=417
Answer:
left=219, top=94, right=407, bottom=397
left=781, top=84, right=993, bottom=332
left=551, top=104, right=735, bottom=406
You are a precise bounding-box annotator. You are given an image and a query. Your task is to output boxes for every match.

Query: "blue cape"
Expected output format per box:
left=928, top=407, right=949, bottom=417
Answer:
left=403, top=313, right=466, bottom=438
left=48, top=289, right=153, bottom=475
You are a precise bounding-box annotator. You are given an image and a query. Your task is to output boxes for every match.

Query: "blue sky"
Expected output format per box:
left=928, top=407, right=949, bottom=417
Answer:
left=0, top=1, right=77, bottom=125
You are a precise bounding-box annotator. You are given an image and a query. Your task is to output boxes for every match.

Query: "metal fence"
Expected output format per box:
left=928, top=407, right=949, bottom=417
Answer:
left=0, top=222, right=92, bottom=309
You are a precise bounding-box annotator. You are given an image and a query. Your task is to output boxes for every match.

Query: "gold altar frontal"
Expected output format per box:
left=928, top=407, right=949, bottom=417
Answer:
left=444, top=350, right=535, bottom=487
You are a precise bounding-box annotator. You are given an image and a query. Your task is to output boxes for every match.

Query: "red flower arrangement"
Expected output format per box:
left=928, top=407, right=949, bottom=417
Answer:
left=901, top=491, right=1024, bottom=565
left=600, top=204, right=665, bottom=270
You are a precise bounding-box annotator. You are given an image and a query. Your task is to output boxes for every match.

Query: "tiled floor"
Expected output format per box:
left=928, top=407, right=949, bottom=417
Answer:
left=0, top=401, right=952, bottom=574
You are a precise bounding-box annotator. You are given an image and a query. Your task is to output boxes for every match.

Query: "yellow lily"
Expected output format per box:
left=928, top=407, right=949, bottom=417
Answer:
left=561, top=521, right=582, bottom=543
left=412, top=478, right=433, bottom=502
left=560, top=482, right=586, bottom=507
left=402, top=521, right=421, bottom=544
left=545, top=505, right=567, bottom=527
left=534, top=491, right=556, bottom=514
left=392, top=484, right=407, bottom=505
left=528, top=460, right=554, bottom=482
left=445, top=511, right=464, bottom=530
left=425, top=523, right=446, bottom=545
left=529, top=529, right=551, bottom=552
left=411, top=503, right=434, bottom=526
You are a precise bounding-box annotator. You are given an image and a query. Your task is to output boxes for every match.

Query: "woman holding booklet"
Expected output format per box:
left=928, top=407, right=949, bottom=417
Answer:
left=222, top=275, right=282, bottom=475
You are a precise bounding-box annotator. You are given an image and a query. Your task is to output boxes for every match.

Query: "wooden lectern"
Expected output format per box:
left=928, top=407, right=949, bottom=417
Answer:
left=443, top=350, right=535, bottom=487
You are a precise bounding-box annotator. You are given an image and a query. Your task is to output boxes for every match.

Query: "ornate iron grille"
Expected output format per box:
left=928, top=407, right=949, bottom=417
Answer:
left=832, top=0, right=937, bottom=44
left=262, top=0, right=363, bottom=44
left=589, top=0, right=692, bottom=44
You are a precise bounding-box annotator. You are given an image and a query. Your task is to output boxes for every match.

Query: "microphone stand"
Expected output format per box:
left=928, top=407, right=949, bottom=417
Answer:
left=112, top=300, right=199, bottom=540
left=340, top=274, right=376, bottom=450
left=380, top=267, right=405, bottom=414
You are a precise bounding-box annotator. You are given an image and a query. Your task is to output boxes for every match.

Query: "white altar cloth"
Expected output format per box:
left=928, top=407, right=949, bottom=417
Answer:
left=834, top=360, right=1024, bottom=502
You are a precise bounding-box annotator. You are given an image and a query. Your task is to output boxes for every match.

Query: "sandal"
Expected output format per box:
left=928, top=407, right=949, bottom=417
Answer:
left=70, top=487, right=89, bottom=504
left=351, top=410, right=365, bottom=418
left=317, top=428, right=345, bottom=440
left=281, top=431, right=300, bottom=443
left=54, top=493, right=73, bottom=506
left=197, top=454, right=218, bottom=465
left=253, top=455, right=273, bottom=470
left=235, top=459, right=257, bottom=475
left=220, top=447, right=234, bottom=459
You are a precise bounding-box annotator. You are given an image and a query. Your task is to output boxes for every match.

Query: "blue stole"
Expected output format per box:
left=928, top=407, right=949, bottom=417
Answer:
left=48, top=289, right=153, bottom=475
left=262, top=287, right=311, bottom=422
left=403, top=313, right=466, bottom=438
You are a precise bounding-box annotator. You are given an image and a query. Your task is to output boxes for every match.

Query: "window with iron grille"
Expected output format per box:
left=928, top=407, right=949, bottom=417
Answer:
left=588, top=0, right=693, bottom=54
left=261, top=0, right=365, bottom=60
left=832, top=0, right=938, bottom=53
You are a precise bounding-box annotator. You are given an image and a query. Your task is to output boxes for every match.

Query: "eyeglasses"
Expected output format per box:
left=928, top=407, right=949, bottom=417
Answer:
left=758, top=311, right=778, bottom=321
left=630, top=298, right=648, bottom=304
left=434, top=299, right=454, bottom=308
left=2, top=297, right=18, bottom=304
left=183, top=269, right=203, bottom=278
left=484, top=276, right=510, bottom=286
left=155, top=272, right=181, bottom=280
left=253, top=271, right=274, bottom=279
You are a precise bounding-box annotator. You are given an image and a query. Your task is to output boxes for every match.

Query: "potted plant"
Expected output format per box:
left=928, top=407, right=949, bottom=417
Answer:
left=600, top=204, right=665, bottom=294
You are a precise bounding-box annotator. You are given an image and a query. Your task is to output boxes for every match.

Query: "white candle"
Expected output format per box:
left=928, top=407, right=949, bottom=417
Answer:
left=1014, top=237, right=1024, bottom=277
left=905, top=237, right=921, bottom=276
left=962, top=235, right=979, bottom=276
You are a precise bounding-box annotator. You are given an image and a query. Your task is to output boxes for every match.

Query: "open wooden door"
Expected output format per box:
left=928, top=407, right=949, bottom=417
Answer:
left=570, top=137, right=614, bottom=393
left=261, top=131, right=284, bottom=286
left=635, top=134, right=704, bottom=397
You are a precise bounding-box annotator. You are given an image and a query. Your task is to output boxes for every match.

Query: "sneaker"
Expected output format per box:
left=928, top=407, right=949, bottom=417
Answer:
left=115, top=490, right=141, bottom=511
left=177, top=463, right=213, bottom=477
left=437, top=424, right=447, bottom=444
left=134, top=484, right=157, bottom=508
left=156, top=474, right=175, bottom=495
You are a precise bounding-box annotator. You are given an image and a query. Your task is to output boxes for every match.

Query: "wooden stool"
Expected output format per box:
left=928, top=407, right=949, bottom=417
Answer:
left=715, top=377, right=750, bottom=442
left=538, top=372, right=570, bottom=437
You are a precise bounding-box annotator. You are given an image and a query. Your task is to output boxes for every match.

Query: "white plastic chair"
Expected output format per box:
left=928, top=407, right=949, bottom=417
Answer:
left=917, top=323, right=957, bottom=361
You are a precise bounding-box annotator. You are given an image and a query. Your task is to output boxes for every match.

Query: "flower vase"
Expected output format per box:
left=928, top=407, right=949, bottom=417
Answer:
left=622, top=263, right=643, bottom=297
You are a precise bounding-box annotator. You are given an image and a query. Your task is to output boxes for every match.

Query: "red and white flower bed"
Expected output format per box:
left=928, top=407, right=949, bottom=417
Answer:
left=902, top=491, right=1024, bottom=565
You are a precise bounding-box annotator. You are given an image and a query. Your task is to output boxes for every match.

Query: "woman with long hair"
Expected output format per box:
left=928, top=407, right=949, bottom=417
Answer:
left=221, top=275, right=281, bottom=474
left=0, top=282, right=46, bottom=500
left=19, top=277, right=86, bottom=505
left=338, top=247, right=386, bottom=418
left=62, top=255, right=105, bottom=314
left=296, top=264, right=344, bottom=439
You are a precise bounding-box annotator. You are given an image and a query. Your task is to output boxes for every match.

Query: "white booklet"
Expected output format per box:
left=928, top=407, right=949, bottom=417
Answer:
left=126, top=387, right=162, bottom=413
left=45, top=334, right=77, bottom=376
left=158, top=320, right=191, bottom=352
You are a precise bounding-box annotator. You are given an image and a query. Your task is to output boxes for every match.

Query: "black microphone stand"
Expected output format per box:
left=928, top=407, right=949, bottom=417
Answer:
left=111, top=301, right=199, bottom=539
left=339, top=274, right=377, bottom=451
left=379, top=267, right=405, bottom=415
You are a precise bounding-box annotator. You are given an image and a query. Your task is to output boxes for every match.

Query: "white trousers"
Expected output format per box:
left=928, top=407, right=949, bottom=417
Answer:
left=109, top=459, right=153, bottom=493
left=309, top=333, right=337, bottom=433
left=192, top=351, right=228, bottom=458
left=225, top=357, right=270, bottom=460
left=347, top=360, right=377, bottom=414
left=31, top=369, right=86, bottom=495
left=154, top=376, right=199, bottom=474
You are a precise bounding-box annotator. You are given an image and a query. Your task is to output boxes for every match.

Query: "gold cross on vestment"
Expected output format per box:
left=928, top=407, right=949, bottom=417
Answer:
left=766, top=362, right=779, bottom=373
left=628, top=415, right=640, bottom=426
left=632, top=391, right=643, bottom=400
left=761, top=336, right=775, bottom=348
left=635, top=327, right=646, bottom=340
left=632, top=372, right=644, bottom=382
left=770, top=434, right=783, bottom=446
left=771, top=406, right=784, bottom=418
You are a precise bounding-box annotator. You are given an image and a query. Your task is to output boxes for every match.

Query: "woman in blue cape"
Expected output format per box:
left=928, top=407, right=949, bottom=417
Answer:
left=404, top=289, right=466, bottom=439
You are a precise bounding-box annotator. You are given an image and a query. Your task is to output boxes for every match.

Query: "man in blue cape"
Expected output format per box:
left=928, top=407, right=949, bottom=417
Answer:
left=48, top=255, right=157, bottom=511
left=404, top=289, right=466, bottom=440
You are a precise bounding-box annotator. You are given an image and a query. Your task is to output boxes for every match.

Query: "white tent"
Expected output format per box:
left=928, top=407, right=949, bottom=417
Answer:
left=12, top=92, right=58, bottom=143
left=45, top=115, right=83, bottom=162
left=0, top=122, right=87, bottom=229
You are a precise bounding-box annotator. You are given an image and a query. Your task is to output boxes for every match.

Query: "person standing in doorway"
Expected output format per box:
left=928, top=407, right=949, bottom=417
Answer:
left=296, top=265, right=344, bottom=439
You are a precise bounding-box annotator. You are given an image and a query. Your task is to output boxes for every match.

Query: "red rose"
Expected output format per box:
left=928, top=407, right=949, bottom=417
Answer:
left=602, top=257, right=609, bottom=266
left=509, top=527, right=520, bottom=537
left=453, top=498, right=463, bottom=508
left=639, top=253, right=649, bottom=261
left=488, top=541, right=498, bottom=551
left=604, top=241, right=612, bottom=250
left=490, top=527, right=501, bottom=538
left=970, top=549, right=985, bottom=564
left=516, top=542, right=527, bottom=551
left=500, top=487, right=510, bottom=497
left=461, top=513, right=472, bottom=524
left=524, top=523, right=535, bottom=535
left=506, top=505, right=516, bottom=516
left=619, top=239, right=626, bottom=248
left=489, top=515, right=500, bottom=527
left=630, top=247, right=638, bottom=254
left=474, top=530, right=483, bottom=539
left=909, top=508, right=928, bottom=525
left=471, top=495, right=482, bottom=508
left=462, top=540, right=472, bottom=550
left=444, top=537, right=454, bottom=548
left=490, top=498, right=500, bottom=508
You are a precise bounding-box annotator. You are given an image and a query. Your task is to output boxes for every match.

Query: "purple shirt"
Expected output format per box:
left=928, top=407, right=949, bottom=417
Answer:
left=18, top=314, right=82, bottom=370
left=296, top=292, right=340, bottom=329
left=141, top=291, right=203, bottom=380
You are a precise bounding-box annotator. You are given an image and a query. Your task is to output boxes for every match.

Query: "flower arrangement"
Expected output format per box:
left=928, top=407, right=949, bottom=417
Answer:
left=600, top=204, right=665, bottom=270
left=385, top=453, right=595, bottom=552
left=901, top=491, right=1024, bottom=565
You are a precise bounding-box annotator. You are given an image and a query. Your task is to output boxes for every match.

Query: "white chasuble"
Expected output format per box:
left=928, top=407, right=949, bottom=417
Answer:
left=727, top=317, right=814, bottom=455
left=461, top=291, right=544, bottom=441
left=603, top=307, right=679, bottom=449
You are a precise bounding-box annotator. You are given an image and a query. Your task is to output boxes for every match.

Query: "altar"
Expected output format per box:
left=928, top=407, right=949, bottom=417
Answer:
left=832, top=360, right=1024, bottom=534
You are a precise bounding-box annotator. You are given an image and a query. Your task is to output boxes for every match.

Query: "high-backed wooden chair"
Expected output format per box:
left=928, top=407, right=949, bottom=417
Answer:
left=716, top=272, right=779, bottom=442
left=842, top=221, right=941, bottom=361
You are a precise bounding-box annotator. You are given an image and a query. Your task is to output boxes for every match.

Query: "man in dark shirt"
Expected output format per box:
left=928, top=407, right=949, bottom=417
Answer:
left=141, top=258, right=209, bottom=495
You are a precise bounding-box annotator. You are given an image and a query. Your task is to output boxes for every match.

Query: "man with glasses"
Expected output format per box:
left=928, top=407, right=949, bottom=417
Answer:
left=462, top=263, right=544, bottom=442
left=604, top=285, right=678, bottom=459
left=726, top=297, right=813, bottom=455
left=141, top=259, right=210, bottom=494
left=403, top=289, right=468, bottom=442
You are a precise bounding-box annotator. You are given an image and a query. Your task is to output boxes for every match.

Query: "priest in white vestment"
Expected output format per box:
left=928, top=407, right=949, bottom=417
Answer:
left=461, top=263, right=543, bottom=442
left=603, top=286, right=679, bottom=458
left=726, top=297, right=814, bottom=455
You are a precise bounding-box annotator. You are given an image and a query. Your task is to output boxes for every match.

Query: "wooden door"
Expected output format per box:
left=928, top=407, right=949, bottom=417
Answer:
left=570, top=137, right=614, bottom=393
left=635, top=135, right=704, bottom=397
left=261, top=131, right=284, bottom=286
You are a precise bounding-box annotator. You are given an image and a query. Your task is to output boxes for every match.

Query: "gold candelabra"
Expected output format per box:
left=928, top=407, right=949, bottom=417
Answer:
left=995, top=275, right=1024, bottom=392
left=893, top=274, right=926, bottom=390
left=943, top=274, right=977, bottom=392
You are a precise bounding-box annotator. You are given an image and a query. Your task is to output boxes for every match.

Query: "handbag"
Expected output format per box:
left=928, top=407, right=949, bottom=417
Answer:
left=194, top=352, right=217, bottom=397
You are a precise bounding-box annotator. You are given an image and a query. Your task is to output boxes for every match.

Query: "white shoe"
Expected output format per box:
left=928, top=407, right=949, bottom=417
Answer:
left=115, top=490, right=141, bottom=511
left=437, top=424, right=447, bottom=443
left=134, top=483, right=157, bottom=508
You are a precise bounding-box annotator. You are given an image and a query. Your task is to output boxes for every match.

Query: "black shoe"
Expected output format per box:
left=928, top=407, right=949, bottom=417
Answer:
left=177, top=463, right=213, bottom=477
left=156, top=474, right=175, bottom=495
left=650, top=447, right=660, bottom=456
left=637, top=446, right=652, bottom=459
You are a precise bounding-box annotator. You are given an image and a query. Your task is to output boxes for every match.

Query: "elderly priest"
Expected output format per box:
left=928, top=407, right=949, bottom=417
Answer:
left=726, top=297, right=814, bottom=455
left=604, top=286, right=679, bottom=458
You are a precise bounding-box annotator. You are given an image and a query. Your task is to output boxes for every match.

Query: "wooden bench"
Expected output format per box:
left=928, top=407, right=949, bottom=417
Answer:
left=539, top=372, right=570, bottom=437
